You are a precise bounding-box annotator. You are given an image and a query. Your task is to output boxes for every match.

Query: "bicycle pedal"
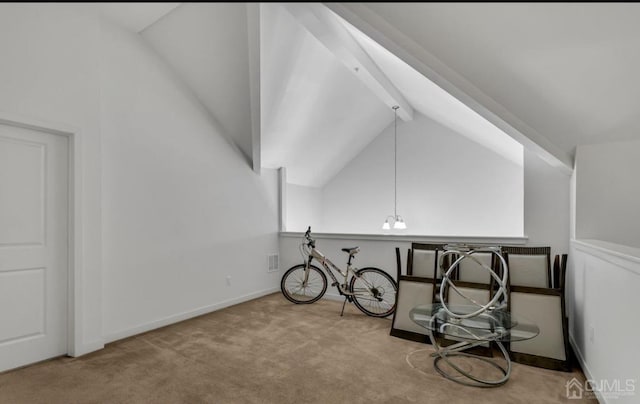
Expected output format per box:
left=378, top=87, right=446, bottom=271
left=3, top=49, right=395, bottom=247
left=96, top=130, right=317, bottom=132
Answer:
left=331, top=282, right=339, bottom=287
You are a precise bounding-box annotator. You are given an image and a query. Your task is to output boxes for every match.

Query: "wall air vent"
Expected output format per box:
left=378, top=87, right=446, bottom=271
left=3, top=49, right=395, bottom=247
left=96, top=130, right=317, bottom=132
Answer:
left=268, top=254, right=279, bottom=272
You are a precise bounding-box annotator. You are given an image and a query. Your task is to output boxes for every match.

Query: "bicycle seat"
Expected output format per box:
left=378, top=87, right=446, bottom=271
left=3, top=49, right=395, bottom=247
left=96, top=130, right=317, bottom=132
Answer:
left=341, top=247, right=359, bottom=255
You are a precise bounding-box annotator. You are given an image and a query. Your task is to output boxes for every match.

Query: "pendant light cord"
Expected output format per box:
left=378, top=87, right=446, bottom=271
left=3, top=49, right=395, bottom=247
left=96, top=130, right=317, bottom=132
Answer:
left=393, top=106, right=399, bottom=219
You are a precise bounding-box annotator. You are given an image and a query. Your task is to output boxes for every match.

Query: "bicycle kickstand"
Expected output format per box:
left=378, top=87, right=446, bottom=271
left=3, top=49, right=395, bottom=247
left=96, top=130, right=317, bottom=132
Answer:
left=340, top=297, right=348, bottom=317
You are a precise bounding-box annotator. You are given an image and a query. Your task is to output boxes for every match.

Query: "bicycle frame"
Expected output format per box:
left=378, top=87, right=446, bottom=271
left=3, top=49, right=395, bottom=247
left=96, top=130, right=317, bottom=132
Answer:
left=304, top=244, right=363, bottom=297
left=282, top=227, right=397, bottom=317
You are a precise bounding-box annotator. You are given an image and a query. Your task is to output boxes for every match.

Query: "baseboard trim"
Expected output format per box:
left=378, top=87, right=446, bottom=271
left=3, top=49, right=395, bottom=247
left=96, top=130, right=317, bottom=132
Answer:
left=104, top=287, right=279, bottom=344
left=69, top=340, right=105, bottom=357
left=569, top=333, right=605, bottom=404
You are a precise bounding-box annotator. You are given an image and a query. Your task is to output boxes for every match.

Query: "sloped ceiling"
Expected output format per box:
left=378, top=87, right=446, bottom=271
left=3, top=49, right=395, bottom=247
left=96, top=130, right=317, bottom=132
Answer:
left=110, top=3, right=525, bottom=187
left=340, top=17, right=522, bottom=166
left=141, top=3, right=253, bottom=162
left=99, top=3, right=180, bottom=33
left=353, top=3, right=640, bottom=156
left=260, top=4, right=522, bottom=186
left=260, top=4, right=392, bottom=187
left=102, top=3, right=638, bottom=186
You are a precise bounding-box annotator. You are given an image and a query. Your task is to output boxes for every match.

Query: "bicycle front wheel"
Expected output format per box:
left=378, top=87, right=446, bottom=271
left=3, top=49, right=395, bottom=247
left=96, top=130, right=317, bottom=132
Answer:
left=349, top=267, right=397, bottom=317
left=281, top=264, right=327, bottom=304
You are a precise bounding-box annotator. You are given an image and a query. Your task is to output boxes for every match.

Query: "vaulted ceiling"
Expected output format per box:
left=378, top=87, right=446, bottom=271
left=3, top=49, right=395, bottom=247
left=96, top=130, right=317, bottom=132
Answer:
left=334, top=2, right=640, bottom=159
left=260, top=4, right=392, bottom=186
left=99, top=3, right=179, bottom=33
left=260, top=4, right=521, bottom=186
left=100, top=3, right=640, bottom=185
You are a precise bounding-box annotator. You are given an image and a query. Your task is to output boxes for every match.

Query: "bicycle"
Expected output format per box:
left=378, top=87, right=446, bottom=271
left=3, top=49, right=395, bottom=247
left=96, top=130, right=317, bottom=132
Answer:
left=280, top=227, right=397, bottom=317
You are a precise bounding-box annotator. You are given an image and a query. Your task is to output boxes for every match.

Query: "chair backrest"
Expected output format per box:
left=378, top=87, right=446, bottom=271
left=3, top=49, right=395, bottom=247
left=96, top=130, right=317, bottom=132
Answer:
left=391, top=277, right=436, bottom=341
left=503, top=246, right=551, bottom=288
left=440, top=279, right=493, bottom=353
left=395, top=246, right=403, bottom=280
left=553, top=254, right=568, bottom=290
left=507, top=254, right=571, bottom=371
left=454, top=252, right=494, bottom=285
left=444, top=281, right=491, bottom=307
left=391, top=247, right=437, bottom=343
left=509, top=286, right=571, bottom=370
left=408, top=243, right=444, bottom=279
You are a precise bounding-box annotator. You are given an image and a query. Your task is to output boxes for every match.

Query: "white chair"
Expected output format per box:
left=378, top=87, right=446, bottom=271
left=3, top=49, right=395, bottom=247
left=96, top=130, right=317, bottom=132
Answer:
left=408, top=243, right=443, bottom=278
left=390, top=247, right=437, bottom=343
left=508, top=254, right=571, bottom=371
left=391, top=278, right=436, bottom=342
left=439, top=280, right=493, bottom=355
left=455, top=252, right=494, bottom=285
left=503, top=246, right=551, bottom=288
left=447, top=283, right=491, bottom=307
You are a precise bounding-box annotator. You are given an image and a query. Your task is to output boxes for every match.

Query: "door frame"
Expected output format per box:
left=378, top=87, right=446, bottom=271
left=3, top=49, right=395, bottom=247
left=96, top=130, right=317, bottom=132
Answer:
left=0, top=111, right=92, bottom=358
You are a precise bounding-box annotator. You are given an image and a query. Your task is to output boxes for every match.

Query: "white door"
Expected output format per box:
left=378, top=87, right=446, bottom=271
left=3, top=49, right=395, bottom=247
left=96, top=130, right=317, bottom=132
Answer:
left=0, top=123, right=68, bottom=372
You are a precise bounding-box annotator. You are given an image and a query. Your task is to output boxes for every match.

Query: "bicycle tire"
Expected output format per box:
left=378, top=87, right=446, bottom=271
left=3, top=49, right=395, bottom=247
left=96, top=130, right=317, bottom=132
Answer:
left=281, top=264, right=327, bottom=304
left=349, top=267, right=397, bottom=317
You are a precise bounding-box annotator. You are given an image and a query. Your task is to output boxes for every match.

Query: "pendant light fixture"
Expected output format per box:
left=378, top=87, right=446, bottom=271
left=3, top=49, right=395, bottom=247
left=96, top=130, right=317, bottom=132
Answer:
left=382, top=105, right=407, bottom=230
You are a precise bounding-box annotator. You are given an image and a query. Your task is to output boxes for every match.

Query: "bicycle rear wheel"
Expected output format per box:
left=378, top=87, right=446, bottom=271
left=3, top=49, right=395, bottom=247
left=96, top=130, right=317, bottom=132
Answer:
left=281, top=264, right=327, bottom=304
left=349, top=267, right=397, bottom=317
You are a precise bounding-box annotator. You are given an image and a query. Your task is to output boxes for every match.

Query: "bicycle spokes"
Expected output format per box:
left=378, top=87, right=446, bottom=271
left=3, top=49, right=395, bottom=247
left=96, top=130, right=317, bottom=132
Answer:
left=349, top=268, right=397, bottom=317
left=281, top=265, right=327, bottom=304
left=282, top=229, right=396, bottom=317
left=288, top=271, right=322, bottom=296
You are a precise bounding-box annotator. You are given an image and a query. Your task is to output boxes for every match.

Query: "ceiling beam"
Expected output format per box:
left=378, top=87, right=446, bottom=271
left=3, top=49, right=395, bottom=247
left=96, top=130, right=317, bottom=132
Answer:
left=326, top=2, right=574, bottom=173
left=283, top=3, right=414, bottom=121
left=247, top=3, right=261, bottom=173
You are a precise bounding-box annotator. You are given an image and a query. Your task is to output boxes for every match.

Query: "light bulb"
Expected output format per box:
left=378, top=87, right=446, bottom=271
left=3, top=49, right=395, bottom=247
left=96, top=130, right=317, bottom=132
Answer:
left=393, top=216, right=407, bottom=230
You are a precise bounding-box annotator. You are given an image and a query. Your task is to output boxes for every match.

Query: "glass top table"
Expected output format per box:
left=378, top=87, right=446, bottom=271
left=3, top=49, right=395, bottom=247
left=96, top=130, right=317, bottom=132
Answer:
left=410, top=303, right=539, bottom=343
left=409, top=303, right=539, bottom=388
left=407, top=244, right=540, bottom=387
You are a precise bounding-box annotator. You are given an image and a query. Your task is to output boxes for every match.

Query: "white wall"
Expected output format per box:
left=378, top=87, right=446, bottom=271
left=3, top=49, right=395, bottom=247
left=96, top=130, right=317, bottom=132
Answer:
left=575, top=140, right=640, bottom=249
left=285, top=184, right=322, bottom=232
left=524, top=149, right=571, bottom=259
left=317, top=113, right=524, bottom=236
left=280, top=145, right=571, bottom=292
left=0, top=3, right=103, bottom=355
left=569, top=241, right=640, bottom=404
left=0, top=3, right=282, bottom=355
left=568, top=140, right=640, bottom=403
left=100, top=21, right=280, bottom=341
left=285, top=120, right=570, bottom=258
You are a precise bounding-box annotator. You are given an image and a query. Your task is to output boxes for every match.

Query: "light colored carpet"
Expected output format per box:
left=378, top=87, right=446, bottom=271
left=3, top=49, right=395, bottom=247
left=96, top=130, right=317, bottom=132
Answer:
left=0, top=293, right=596, bottom=403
